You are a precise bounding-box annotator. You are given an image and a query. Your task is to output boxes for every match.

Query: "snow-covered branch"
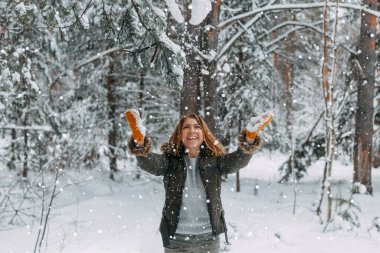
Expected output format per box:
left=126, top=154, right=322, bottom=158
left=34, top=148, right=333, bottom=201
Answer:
left=215, top=14, right=261, bottom=61
left=264, top=21, right=357, bottom=55
left=214, top=0, right=277, bottom=61
left=49, top=47, right=128, bottom=88
left=55, top=0, right=93, bottom=29
left=216, top=14, right=356, bottom=61
left=0, top=125, right=55, bottom=132
left=258, top=19, right=324, bottom=40
left=219, top=3, right=380, bottom=30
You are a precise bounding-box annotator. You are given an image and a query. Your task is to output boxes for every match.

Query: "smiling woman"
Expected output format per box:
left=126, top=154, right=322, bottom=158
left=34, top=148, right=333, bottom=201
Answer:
left=127, top=113, right=266, bottom=253
left=170, top=114, right=225, bottom=159
left=181, top=117, right=204, bottom=155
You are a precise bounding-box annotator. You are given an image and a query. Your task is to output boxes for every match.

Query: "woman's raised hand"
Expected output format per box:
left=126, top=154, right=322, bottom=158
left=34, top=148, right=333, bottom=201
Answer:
left=246, top=112, right=273, bottom=142
left=125, top=109, right=146, bottom=146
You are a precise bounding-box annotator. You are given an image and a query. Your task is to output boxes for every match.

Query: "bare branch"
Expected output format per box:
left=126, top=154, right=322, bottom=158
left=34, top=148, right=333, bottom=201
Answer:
left=214, top=0, right=276, bottom=61
left=219, top=3, right=380, bottom=30
left=264, top=21, right=357, bottom=55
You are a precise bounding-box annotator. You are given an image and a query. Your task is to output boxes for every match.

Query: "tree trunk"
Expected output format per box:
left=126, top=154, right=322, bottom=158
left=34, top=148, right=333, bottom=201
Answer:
left=236, top=115, right=242, bottom=192
left=8, top=129, right=16, bottom=171
left=353, top=0, right=376, bottom=194
left=203, top=0, right=222, bottom=139
left=135, top=69, right=146, bottom=180
left=284, top=15, right=297, bottom=215
left=107, top=61, right=118, bottom=181
left=180, top=0, right=202, bottom=116
left=22, top=128, right=28, bottom=178
left=322, top=0, right=333, bottom=220
left=284, top=27, right=293, bottom=152
left=236, top=171, right=240, bottom=192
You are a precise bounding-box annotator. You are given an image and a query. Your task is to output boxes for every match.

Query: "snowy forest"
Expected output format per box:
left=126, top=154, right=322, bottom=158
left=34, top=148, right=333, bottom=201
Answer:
left=0, top=0, right=380, bottom=252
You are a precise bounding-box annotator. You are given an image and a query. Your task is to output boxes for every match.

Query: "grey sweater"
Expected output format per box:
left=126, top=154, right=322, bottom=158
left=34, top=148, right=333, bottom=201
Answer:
left=175, top=156, right=212, bottom=235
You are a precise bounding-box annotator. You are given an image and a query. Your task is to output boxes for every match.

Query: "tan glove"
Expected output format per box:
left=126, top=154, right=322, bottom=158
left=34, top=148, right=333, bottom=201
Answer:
left=125, top=109, right=146, bottom=144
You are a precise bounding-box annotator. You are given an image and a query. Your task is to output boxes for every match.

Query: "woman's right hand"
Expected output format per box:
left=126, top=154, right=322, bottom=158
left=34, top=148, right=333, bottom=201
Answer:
left=125, top=109, right=146, bottom=145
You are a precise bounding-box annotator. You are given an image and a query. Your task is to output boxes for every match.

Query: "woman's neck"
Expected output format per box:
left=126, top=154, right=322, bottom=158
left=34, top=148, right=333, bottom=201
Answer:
left=187, top=148, right=200, bottom=158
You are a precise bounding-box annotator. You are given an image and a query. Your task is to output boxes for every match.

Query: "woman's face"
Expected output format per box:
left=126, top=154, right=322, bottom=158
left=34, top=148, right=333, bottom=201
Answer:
left=181, top=117, right=204, bottom=150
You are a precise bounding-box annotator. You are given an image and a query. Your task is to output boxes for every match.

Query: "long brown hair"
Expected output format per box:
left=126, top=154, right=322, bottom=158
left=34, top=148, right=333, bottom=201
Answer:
left=162, top=114, right=225, bottom=157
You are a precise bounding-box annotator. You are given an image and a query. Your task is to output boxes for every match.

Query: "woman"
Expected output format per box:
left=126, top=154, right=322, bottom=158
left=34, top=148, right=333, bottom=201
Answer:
left=128, top=113, right=263, bottom=253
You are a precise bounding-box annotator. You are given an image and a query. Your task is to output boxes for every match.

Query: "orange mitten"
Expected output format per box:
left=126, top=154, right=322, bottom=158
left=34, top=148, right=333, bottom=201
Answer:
left=125, top=109, right=146, bottom=144
left=246, top=112, right=273, bottom=140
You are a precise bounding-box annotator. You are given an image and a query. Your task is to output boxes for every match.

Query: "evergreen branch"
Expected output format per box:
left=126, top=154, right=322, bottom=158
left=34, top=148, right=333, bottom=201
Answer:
left=34, top=0, right=94, bottom=30
left=131, top=0, right=150, bottom=32
left=55, top=0, right=93, bottom=29
left=150, top=43, right=160, bottom=64
left=71, top=0, right=92, bottom=23
left=48, top=43, right=159, bottom=92
left=49, top=47, right=129, bottom=88
left=135, top=42, right=158, bottom=54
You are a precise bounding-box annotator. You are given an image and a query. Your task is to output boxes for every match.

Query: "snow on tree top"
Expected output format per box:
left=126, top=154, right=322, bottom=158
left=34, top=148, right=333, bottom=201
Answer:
left=165, top=0, right=211, bottom=25
left=165, top=0, right=184, bottom=23
left=189, top=0, right=212, bottom=25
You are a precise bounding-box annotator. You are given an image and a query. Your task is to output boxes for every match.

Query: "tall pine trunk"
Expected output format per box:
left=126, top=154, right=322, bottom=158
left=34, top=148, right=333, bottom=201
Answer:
left=353, top=0, right=376, bottom=194
left=180, top=0, right=201, bottom=116
left=203, top=0, right=222, bottom=139
left=8, top=129, right=16, bottom=171
left=322, top=0, right=332, bottom=221
left=23, top=128, right=28, bottom=178
left=135, top=69, right=146, bottom=180
left=107, top=61, right=118, bottom=180
left=316, top=0, right=339, bottom=222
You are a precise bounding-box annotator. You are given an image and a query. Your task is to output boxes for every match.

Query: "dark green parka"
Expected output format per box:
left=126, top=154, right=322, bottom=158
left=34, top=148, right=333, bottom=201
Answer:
left=128, top=130, right=262, bottom=247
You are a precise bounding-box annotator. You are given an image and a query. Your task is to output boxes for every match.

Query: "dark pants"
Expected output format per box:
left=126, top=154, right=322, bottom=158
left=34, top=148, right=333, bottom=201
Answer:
left=164, top=233, right=220, bottom=253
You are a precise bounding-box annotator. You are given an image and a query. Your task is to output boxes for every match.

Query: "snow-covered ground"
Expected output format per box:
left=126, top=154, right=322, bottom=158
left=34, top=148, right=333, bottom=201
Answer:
left=1, top=152, right=379, bottom=253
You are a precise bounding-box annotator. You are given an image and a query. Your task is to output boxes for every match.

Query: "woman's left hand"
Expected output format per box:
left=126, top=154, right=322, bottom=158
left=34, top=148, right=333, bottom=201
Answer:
left=246, top=112, right=274, bottom=141
left=246, top=135, right=256, bottom=144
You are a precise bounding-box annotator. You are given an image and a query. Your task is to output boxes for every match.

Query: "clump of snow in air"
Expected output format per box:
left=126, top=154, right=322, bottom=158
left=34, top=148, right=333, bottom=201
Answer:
left=246, top=111, right=274, bottom=133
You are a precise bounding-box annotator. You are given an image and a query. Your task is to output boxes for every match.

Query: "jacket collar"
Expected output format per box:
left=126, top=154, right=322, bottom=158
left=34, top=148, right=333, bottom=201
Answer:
left=161, top=141, right=211, bottom=158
